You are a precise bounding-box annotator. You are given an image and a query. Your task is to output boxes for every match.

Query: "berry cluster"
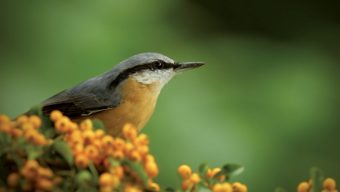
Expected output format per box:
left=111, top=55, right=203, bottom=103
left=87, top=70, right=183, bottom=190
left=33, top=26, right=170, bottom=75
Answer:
left=297, top=177, right=337, bottom=192
left=178, top=164, right=248, bottom=192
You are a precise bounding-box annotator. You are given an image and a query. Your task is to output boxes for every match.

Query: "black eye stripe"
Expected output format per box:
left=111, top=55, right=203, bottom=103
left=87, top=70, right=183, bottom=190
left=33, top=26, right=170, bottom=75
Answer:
left=108, top=61, right=173, bottom=89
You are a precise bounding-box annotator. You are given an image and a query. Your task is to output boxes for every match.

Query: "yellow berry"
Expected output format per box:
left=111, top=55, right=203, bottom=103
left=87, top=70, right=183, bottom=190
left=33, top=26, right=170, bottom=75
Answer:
left=28, top=115, right=42, bottom=129
left=213, top=183, right=232, bottom=192
left=82, top=130, right=95, bottom=143
left=100, top=186, right=113, bottom=192
left=7, top=172, right=20, bottom=187
left=190, top=173, right=200, bottom=184
left=112, top=150, right=124, bottom=160
left=75, top=153, right=89, bottom=168
left=323, top=178, right=336, bottom=190
left=122, top=123, right=137, bottom=140
left=10, top=128, right=23, bottom=138
left=148, top=181, right=160, bottom=191
left=145, top=161, right=159, bottom=178
left=178, top=165, right=192, bottom=179
left=25, top=160, right=39, bottom=170
left=36, top=178, right=54, bottom=191
left=181, top=179, right=191, bottom=191
left=129, top=150, right=142, bottom=162
left=0, top=114, right=11, bottom=123
left=85, top=145, right=99, bottom=159
left=95, top=129, right=105, bottom=139
left=80, top=119, right=93, bottom=131
left=50, top=110, right=63, bottom=122
left=232, top=182, right=248, bottom=192
left=55, top=117, right=70, bottom=133
left=38, top=167, right=53, bottom=178
left=113, top=138, right=125, bottom=150
left=297, top=182, right=310, bottom=192
left=135, top=133, right=149, bottom=146
left=102, top=135, right=114, bottom=147
left=16, top=115, right=28, bottom=125
left=124, top=185, right=142, bottom=192
left=110, top=166, right=124, bottom=179
left=99, top=173, right=113, bottom=187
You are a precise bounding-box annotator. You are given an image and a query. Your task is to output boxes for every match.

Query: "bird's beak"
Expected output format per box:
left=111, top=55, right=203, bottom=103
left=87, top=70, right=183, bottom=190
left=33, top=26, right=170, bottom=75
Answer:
left=174, top=62, right=205, bottom=73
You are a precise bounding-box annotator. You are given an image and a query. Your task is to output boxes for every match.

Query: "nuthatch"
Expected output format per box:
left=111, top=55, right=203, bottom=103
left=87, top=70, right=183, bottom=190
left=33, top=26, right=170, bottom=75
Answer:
left=41, top=52, right=204, bottom=136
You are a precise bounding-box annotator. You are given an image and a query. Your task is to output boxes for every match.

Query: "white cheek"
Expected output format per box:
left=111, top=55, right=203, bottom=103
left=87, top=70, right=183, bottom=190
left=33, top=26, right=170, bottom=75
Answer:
left=132, top=69, right=175, bottom=87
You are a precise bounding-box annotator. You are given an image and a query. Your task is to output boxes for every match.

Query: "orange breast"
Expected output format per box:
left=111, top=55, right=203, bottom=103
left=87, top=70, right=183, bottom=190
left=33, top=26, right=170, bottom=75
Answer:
left=90, top=78, right=161, bottom=136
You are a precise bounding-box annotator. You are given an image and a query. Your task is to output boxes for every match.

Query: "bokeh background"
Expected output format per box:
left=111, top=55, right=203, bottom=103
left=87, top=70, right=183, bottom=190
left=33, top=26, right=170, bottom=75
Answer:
left=1, top=0, right=339, bottom=191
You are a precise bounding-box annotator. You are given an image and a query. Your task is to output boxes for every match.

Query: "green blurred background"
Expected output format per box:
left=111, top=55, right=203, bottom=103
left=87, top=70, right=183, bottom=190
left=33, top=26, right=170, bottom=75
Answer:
left=1, top=0, right=339, bottom=191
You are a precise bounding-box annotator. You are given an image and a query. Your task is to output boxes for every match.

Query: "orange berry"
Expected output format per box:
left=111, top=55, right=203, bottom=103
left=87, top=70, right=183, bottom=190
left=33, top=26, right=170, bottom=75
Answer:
left=145, top=161, right=159, bottom=178
left=28, top=115, right=42, bottom=129
left=112, top=150, right=125, bottom=160
left=178, top=165, right=192, bottom=179
left=297, top=182, right=310, bottom=192
left=148, top=181, right=160, bottom=191
left=95, top=129, right=105, bottom=139
left=181, top=179, right=192, bottom=191
left=102, top=135, right=114, bottom=147
left=33, top=133, right=48, bottom=145
left=99, top=173, right=113, bottom=187
left=124, top=185, right=142, bottom=192
left=136, top=145, right=149, bottom=157
left=85, top=145, right=99, bottom=159
left=110, top=166, right=124, bottom=179
left=82, top=130, right=95, bottom=143
left=113, top=138, right=125, bottom=150
left=7, top=172, right=20, bottom=187
left=80, top=119, right=93, bottom=131
left=75, top=153, right=89, bottom=168
left=0, top=123, right=11, bottom=132
left=129, top=150, right=142, bottom=162
left=135, top=133, right=149, bottom=146
left=190, top=173, right=200, bottom=184
left=124, top=142, right=134, bottom=154
left=100, top=186, right=113, bottom=192
left=38, top=167, right=53, bottom=178
left=0, top=114, right=11, bottom=123
left=72, top=144, right=84, bottom=154
left=122, top=123, right=137, bottom=140
left=10, top=128, right=23, bottom=137
left=36, top=178, right=54, bottom=191
left=145, top=154, right=155, bottom=162
left=50, top=110, right=63, bottom=122
left=16, top=115, right=28, bottom=125
left=25, top=160, right=39, bottom=170
left=323, top=178, right=336, bottom=190
left=55, top=117, right=70, bottom=133
left=213, top=183, right=232, bottom=192
left=232, top=182, right=248, bottom=192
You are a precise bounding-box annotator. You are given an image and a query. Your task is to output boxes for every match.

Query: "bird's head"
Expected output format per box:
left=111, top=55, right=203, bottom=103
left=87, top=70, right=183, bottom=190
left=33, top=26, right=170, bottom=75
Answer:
left=108, top=52, right=204, bottom=89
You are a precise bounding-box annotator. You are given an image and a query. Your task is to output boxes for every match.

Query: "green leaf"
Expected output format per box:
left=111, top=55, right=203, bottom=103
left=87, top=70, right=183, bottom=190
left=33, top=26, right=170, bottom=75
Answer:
left=88, top=161, right=99, bottom=182
left=198, top=163, right=209, bottom=176
left=26, top=105, right=43, bottom=116
left=108, top=157, right=120, bottom=167
left=92, top=119, right=106, bottom=131
left=52, top=140, right=73, bottom=166
left=26, top=145, right=43, bottom=160
left=214, top=163, right=244, bottom=181
left=124, top=160, right=149, bottom=186
left=76, top=170, right=92, bottom=184
left=309, top=167, right=324, bottom=192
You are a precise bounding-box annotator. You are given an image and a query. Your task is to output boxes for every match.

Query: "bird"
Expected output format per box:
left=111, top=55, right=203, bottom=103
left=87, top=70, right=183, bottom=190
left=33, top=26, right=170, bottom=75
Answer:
left=41, top=52, right=204, bottom=136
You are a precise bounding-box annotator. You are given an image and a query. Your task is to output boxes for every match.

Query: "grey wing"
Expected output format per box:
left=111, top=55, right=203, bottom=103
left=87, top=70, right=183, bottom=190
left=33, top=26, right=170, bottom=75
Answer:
left=42, top=88, right=121, bottom=118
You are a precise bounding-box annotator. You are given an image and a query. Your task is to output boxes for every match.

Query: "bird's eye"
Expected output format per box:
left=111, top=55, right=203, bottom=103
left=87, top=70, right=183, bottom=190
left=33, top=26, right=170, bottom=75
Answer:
left=152, top=61, right=164, bottom=69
